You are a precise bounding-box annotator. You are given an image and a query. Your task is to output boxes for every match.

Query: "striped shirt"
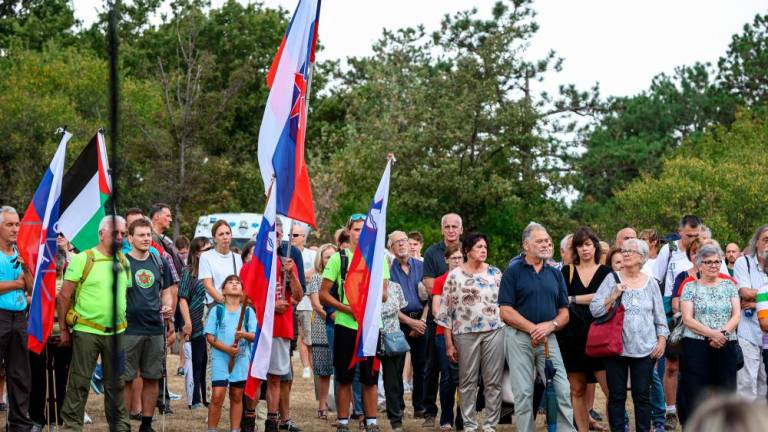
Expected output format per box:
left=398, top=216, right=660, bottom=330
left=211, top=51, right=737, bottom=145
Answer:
left=179, top=268, right=206, bottom=338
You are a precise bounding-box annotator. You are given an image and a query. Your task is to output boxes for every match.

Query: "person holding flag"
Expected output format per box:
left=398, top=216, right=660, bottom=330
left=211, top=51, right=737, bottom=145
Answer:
left=319, top=157, right=394, bottom=432
left=0, top=206, right=34, bottom=431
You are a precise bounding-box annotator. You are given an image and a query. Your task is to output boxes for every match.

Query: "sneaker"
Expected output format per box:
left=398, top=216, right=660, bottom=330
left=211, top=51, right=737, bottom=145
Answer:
left=335, top=425, right=350, bottom=432
left=189, top=403, right=205, bottom=410
left=90, top=377, right=104, bottom=395
left=157, top=403, right=174, bottom=415
left=422, top=415, right=435, bottom=428
left=590, top=409, right=603, bottom=422
left=279, top=419, right=302, bottom=432
left=31, top=424, right=44, bottom=432
left=653, top=422, right=666, bottom=432
left=84, top=412, right=93, bottom=424
left=302, top=367, right=311, bottom=378
left=168, top=391, right=182, bottom=401
left=176, top=367, right=185, bottom=376
left=439, top=425, right=453, bottom=432
left=364, top=425, right=380, bottom=432
left=130, top=412, right=143, bottom=421
left=413, top=410, right=426, bottom=419
left=665, top=412, right=679, bottom=431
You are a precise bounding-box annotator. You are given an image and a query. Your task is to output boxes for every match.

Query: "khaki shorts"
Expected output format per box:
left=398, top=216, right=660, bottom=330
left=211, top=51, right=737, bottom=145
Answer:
left=269, top=337, right=291, bottom=377
left=123, top=334, right=165, bottom=380
left=298, top=310, right=312, bottom=346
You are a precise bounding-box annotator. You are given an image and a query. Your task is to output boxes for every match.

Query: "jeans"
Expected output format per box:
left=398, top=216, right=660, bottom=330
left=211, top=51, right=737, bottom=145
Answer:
left=650, top=357, right=666, bottom=424
left=678, top=338, right=738, bottom=426
left=604, top=355, right=654, bottom=432
left=400, top=322, right=428, bottom=413
left=380, top=354, right=406, bottom=428
left=422, top=320, right=440, bottom=418
left=435, top=334, right=459, bottom=427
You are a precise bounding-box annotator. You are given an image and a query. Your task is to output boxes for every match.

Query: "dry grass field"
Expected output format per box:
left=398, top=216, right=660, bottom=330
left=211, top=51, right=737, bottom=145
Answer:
left=3, top=352, right=624, bottom=431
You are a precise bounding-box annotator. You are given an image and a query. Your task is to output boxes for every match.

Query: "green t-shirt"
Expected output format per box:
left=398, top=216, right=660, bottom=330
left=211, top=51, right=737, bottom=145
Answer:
left=64, top=249, right=130, bottom=336
left=322, top=249, right=390, bottom=330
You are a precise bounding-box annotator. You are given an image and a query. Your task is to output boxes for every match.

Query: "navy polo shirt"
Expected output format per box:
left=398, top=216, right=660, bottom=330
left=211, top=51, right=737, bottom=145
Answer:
left=498, top=258, right=568, bottom=324
left=391, top=257, right=424, bottom=314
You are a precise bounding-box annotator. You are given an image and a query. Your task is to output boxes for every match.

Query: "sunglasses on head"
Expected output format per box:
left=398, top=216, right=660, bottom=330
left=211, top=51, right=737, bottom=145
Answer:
left=350, top=213, right=366, bottom=222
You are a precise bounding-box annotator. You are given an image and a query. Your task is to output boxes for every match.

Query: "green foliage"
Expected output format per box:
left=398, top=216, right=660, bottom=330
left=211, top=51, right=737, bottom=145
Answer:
left=0, top=0, right=79, bottom=50
left=609, top=109, right=768, bottom=246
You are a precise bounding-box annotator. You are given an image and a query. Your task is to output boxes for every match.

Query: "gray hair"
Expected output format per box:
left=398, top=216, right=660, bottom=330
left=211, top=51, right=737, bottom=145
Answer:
left=695, top=243, right=724, bottom=266
left=98, top=215, right=126, bottom=232
left=624, top=238, right=649, bottom=264
left=747, top=224, right=768, bottom=257
left=560, top=233, right=573, bottom=250
left=0, top=206, right=17, bottom=223
left=441, top=213, right=462, bottom=228
left=522, top=222, right=548, bottom=243
left=700, top=225, right=712, bottom=239
left=291, top=223, right=310, bottom=236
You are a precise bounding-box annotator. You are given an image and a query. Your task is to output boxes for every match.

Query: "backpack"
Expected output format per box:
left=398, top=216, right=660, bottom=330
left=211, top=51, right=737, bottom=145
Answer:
left=214, top=303, right=250, bottom=330
left=658, top=240, right=678, bottom=295
left=65, top=249, right=131, bottom=332
left=323, top=251, right=348, bottom=323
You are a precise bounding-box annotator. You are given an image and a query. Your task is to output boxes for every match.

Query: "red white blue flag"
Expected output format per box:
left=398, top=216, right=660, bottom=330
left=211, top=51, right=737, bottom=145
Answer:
left=257, top=0, right=321, bottom=227
left=17, top=131, right=71, bottom=354
left=345, top=158, right=392, bottom=366
left=242, top=189, right=278, bottom=399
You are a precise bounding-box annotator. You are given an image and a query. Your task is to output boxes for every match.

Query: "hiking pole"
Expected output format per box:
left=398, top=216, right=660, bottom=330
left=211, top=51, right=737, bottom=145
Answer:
left=51, top=349, right=60, bottom=432
left=44, top=348, right=50, bottom=432
left=162, top=320, right=169, bottom=432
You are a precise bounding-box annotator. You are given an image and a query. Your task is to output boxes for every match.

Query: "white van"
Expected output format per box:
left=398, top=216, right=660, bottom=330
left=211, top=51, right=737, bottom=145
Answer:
left=194, top=212, right=293, bottom=249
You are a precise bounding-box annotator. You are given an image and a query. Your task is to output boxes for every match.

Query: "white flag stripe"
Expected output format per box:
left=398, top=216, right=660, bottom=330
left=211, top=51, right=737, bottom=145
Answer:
left=57, top=173, right=100, bottom=240
left=361, top=160, right=391, bottom=357
left=257, top=0, right=319, bottom=193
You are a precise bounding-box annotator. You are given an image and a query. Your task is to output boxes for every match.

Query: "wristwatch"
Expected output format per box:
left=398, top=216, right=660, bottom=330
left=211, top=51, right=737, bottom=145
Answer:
left=569, top=295, right=576, bottom=304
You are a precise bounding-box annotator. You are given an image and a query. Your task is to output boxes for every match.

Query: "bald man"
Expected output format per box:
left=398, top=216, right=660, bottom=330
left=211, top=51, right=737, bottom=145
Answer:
left=614, top=227, right=637, bottom=248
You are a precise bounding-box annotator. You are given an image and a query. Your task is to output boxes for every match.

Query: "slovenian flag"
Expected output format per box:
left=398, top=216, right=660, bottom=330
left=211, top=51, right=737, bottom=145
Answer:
left=17, top=131, right=71, bottom=354
left=242, top=188, right=278, bottom=399
left=345, top=158, right=392, bottom=366
left=57, top=131, right=112, bottom=252
left=257, top=0, right=320, bottom=227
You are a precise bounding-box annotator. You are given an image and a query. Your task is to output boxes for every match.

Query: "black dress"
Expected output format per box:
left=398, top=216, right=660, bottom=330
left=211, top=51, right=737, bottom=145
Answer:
left=556, top=263, right=612, bottom=375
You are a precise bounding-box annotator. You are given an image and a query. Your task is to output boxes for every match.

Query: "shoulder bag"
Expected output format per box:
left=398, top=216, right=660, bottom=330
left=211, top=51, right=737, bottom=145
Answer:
left=585, top=271, right=625, bottom=357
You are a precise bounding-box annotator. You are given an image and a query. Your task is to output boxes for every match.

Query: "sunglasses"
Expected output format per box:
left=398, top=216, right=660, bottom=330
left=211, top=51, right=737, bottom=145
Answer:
left=291, top=233, right=303, bottom=238
left=349, top=213, right=366, bottom=222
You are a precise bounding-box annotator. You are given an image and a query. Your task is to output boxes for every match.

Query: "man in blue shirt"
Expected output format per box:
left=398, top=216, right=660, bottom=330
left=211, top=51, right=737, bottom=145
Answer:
left=499, top=222, right=575, bottom=432
left=388, top=230, right=428, bottom=419
left=0, top=206, right=34, bottom=431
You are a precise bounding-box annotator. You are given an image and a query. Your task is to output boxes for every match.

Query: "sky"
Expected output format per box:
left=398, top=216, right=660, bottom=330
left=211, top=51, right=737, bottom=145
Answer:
left=71, top=0, right=765, bottom=98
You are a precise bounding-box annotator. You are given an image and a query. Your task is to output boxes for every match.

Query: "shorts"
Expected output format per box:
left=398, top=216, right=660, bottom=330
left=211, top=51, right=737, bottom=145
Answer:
left=123, top=334, right=165, bottom=380
left=297, top=310, right=312, bottom=346
left=269, top=337, right=291, bottom=377
left=212, top=379, right=245, bottom=389
left=333, top=324, right=378, bottom=386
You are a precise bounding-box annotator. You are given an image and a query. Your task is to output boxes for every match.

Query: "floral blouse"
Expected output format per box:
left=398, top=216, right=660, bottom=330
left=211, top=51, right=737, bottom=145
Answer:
left=681, top=279, right=739, bottom=341
left=381, top=281, right=407, bottom=334
left=435, top=265, right=504, bottom=335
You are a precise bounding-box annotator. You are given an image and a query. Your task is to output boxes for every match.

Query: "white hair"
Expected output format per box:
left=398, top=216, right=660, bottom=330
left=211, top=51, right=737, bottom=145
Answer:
left=560, top=233, right=573, bottom=250
left=98, top=215, right=126, bottom=232
left=0, top=206, right=17, bottom=223
left=522, top=221, right=548, bottom=243
left=624, top=238, right=650, bottom=264
left=387, top=230, right=407, bottom=249
left=441, top=213, right=462, bottom=228
left=292, top=222, right=310, bottom=236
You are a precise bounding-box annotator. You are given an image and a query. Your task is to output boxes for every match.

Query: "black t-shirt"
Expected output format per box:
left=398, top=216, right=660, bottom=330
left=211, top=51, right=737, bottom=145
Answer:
left=126, top=253, right=173, bottom=336
left=559, top=264, right=612, bottom=335
left=422, top=241, right=447, bottom=280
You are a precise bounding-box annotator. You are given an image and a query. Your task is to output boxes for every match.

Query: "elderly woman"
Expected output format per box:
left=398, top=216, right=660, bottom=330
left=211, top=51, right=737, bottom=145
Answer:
left=676, top=242, right=740, bottom=426
left=590, top=239, right=669, bottom=432
left=436, top=232, right=505, bottom=432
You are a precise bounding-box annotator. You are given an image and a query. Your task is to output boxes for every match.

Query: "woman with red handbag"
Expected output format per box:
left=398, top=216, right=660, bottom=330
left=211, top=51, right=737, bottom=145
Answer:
left=590, top=239, right=669, bottom=432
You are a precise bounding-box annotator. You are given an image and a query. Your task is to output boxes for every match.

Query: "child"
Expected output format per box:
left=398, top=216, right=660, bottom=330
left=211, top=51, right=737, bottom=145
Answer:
left=205, top=275, right=257, bottom=432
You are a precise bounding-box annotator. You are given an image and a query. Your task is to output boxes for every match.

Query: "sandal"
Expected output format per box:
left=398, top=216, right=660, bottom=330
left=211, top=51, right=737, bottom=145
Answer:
left=317, top=409, right=328, bottom=421
left=589, top=419, right=608, bottom=431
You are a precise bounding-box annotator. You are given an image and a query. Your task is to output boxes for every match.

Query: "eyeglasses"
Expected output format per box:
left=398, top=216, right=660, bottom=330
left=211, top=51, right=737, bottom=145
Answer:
left=291, top=234, right=303, bottom=238
left=701, top=260, right=722, bottom=267
left=349, top=213, right=366, bottom=221
left=392, top=239, right=408, bottom=245
left=448, top=256, right=463, bottom=261
left=620, top=249, right=639, bottom=256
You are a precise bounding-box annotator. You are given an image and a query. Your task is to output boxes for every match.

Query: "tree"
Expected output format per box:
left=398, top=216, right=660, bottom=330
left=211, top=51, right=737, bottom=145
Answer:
left=0, top=0, right=79, bottom=50
left=606, top=108, right=768, bottom=246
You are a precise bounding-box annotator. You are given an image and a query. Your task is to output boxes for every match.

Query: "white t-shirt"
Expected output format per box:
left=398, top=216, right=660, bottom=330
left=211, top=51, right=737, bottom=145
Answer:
left=734, top=255, right=768, bottom=347
left=641, top=257, right=657, bottom=277
left=653, top=240, right=729, bottom=297
left=198, top=249, right=243, bottom=304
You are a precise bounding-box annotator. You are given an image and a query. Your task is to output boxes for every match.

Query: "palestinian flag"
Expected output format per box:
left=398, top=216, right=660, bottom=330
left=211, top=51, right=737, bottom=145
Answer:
left=58, top=131, right=112, bottom=252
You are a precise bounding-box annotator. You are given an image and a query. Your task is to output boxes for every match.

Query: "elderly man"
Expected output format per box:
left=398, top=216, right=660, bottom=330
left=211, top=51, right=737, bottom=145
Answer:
left=389, top=231, right=427, bottom=419
left=558, top=234, right=573, bottom=269
left=58, top=216, right=131, bottom=431
left=614, top=227, right=637, bottom=248
left=733, top=225, right=768, bottom=402
left=500, top=222, right=575, bottom=432
left=0, top=206, right=34, bottom=431
left=420, top=213, right=463, bottom=426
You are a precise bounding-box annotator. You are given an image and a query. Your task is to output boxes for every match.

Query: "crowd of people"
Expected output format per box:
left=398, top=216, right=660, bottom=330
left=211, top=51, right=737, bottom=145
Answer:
left=1, top=203, right=768, bottom=432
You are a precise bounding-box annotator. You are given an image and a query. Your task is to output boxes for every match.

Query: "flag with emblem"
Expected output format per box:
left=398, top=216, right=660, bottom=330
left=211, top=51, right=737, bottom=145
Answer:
left=17, top=131, right=71, bottom=353
left=257, top=0, right=320, bottom=227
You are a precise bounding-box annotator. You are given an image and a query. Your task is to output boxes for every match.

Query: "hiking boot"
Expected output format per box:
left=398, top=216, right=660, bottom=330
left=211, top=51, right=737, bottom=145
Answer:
left=335, top=425, right=350, bottom=432
left=364, top=425, right=380, bottom=432
left=664, top=412, right=679, bottom=431
left=422, top=415, right=436, bottom=428
left=264, top=419, right=279, bottom=432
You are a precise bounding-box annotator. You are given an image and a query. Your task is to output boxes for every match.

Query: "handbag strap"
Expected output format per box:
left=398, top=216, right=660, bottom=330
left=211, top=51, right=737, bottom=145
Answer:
left=594, top=273, right=624, bottom=324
